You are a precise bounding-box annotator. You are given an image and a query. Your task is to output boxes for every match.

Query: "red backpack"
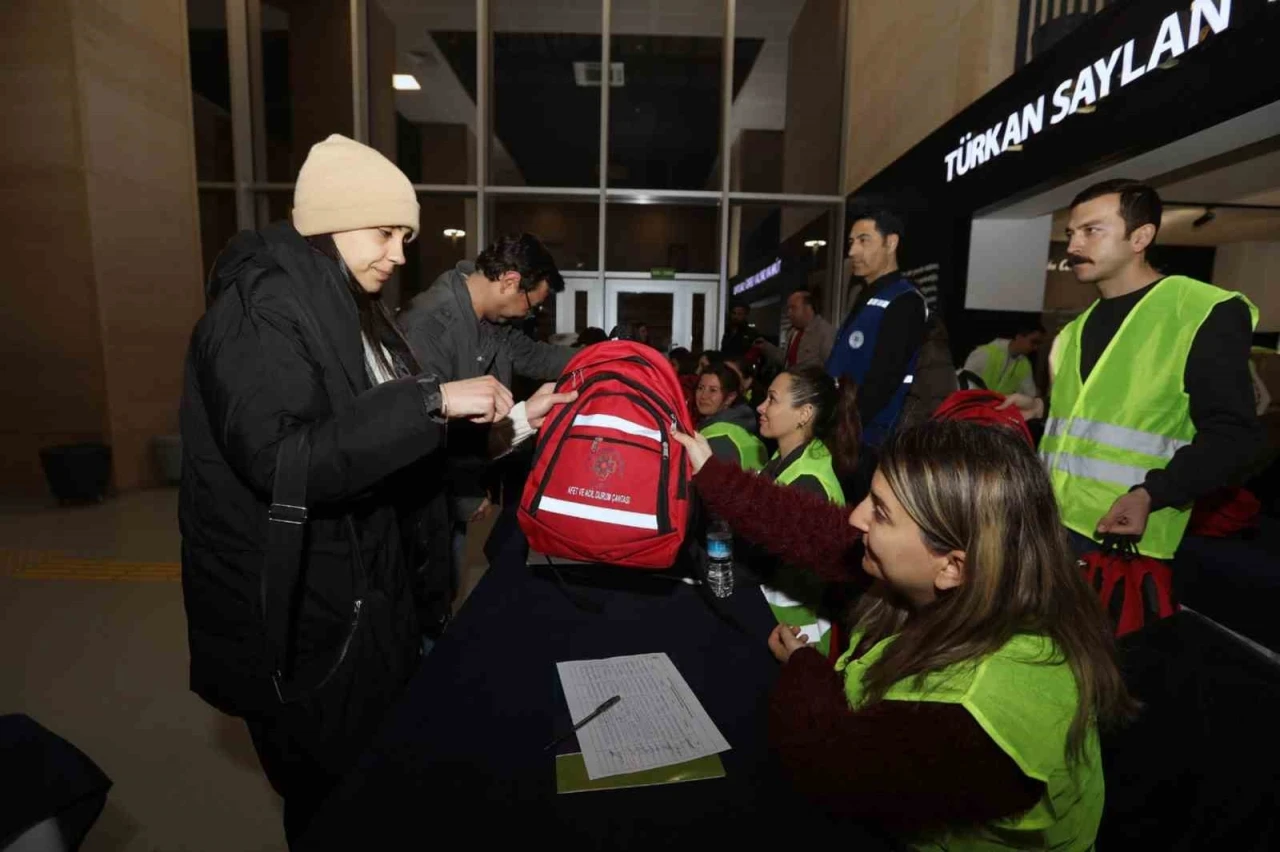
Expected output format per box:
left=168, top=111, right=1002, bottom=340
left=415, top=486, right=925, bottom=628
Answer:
left=1079, top=534, right=1176, bottom=638
left=519, top=341, right=694, bottom=569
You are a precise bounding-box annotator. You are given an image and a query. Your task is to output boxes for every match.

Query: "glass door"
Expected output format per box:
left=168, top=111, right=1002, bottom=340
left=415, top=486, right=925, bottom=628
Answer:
left=555, top=272, right=606, bottom=339
left=604, top=274, right=719, bottom=353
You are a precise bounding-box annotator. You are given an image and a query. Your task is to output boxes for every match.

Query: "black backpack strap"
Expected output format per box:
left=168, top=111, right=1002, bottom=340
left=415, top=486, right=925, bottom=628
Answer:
left=263, top=429, right=311, bottom=704
left=1099, top=532, right=1142, bottom=559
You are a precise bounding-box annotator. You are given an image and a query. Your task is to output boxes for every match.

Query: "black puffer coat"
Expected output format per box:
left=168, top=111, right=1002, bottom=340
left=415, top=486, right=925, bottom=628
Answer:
left=179, top=222, right=438, bottom=750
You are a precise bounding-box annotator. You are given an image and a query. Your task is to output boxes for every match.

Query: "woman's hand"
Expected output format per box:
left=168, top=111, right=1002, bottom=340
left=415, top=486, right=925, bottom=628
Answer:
left=524, top=382, right=579, bottom=430
left=671, top=429, right=713, bottom=474
left=440, top=376, right=514, bottom=423
left=767, top=624, right=810, bottom=664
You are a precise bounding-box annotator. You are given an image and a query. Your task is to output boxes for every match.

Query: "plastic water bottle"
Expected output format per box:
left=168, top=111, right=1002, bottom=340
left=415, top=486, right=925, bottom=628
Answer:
left=705, top=516, right=735, bottom=598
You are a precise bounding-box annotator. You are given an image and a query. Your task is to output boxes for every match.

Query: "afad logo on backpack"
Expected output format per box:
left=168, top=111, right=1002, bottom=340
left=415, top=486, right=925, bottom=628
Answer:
left=589, top=437, right=623, bottom=482
left=519, top=340, right=695, bottom=570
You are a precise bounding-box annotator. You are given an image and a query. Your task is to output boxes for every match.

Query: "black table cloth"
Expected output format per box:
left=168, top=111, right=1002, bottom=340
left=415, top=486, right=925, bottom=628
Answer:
left=302, top=509, right=895, bottom=848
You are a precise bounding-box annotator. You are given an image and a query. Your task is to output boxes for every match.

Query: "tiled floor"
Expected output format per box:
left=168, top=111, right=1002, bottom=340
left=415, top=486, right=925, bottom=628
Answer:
left=1, top=489, right=493, bottom=851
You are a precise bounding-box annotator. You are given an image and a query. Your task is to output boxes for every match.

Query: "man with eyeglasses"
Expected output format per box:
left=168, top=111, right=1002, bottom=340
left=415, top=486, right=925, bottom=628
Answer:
left=400, top=232, right=569, bottom=386
left=398, top=233, right=573, bottom=641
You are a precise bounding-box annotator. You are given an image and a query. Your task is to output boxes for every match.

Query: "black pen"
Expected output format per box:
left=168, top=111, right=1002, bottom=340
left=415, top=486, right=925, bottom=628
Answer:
left=543, top=695, right=622, bottom=752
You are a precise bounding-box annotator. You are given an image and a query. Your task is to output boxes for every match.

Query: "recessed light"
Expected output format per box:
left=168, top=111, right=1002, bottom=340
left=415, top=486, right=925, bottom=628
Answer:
left=443, top=228, right=466, bottom=238
left=393, top=74, right=421, bottom=91
left=804, top=240, right=827, bottom=248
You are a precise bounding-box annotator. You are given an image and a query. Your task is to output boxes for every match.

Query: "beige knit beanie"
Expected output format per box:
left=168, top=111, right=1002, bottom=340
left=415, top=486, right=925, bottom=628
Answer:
left=291, top=134, right=419, bottom=238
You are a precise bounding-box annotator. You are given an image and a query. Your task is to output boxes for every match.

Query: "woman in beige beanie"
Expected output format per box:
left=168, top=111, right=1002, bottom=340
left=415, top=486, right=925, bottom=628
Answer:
left=179, top=134, right=573, bottom=843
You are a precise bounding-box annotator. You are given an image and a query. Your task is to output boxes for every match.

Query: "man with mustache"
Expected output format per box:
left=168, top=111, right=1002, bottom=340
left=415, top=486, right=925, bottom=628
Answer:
left=1005, top=179, right=1260, bottom=560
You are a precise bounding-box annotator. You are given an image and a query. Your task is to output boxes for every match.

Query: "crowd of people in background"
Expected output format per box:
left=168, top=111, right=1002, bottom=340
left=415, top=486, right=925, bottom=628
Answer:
left=179, top=132, right=1272, bottom=849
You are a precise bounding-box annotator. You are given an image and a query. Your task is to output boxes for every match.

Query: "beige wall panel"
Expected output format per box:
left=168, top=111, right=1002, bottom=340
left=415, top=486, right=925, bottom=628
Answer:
left=1213, top=242, right=1280, bottom=333
left=75, top=0, right=203, bottom=490
left=844, top=0, right=1020, bottom=194
left=0, top=2, right=109, bottom=496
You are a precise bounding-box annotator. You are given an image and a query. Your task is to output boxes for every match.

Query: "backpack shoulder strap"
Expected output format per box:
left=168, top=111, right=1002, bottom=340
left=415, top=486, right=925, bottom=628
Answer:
left=263, top=429, right=311, bottom=703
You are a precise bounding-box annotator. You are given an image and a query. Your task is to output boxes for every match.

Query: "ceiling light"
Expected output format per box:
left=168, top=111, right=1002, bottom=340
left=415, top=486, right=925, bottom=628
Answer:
left=393, top=74, right=421, bottom=91
left=804, top=240, right=827, bottom=248
left=443, top=228, right=465, bottom=239
left=1192, top=208, right=1216, bottom=228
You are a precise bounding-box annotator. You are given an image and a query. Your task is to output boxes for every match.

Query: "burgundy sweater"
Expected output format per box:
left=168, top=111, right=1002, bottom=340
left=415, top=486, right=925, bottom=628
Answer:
left=693, top=457, right=1043, bottom=834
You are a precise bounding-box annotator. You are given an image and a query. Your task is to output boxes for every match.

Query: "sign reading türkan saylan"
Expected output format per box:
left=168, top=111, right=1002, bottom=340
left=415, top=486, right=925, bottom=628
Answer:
left=944, top=0, right=1235, bottom=183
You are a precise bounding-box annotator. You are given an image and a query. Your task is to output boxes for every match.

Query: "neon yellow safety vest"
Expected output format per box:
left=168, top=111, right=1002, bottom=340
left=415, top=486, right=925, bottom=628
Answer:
left=978, top=341, right=1032, bottom=395
left=835, top=631, right=1104, bottom=851
left=1042, top=276, right=1258, bottom=558
left=774, top=438, right=845, bottom=503
left=699, top=421, right=767, bottom=471
left=764, top=439, right=845, bottom=656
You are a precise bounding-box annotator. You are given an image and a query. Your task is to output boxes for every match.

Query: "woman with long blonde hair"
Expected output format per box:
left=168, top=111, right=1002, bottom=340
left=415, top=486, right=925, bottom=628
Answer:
left=674, top=416, right=1134, bottom=849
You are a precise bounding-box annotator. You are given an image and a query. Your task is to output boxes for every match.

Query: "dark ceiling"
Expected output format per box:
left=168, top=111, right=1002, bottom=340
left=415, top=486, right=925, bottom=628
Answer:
left=430, top=31, right=763, bottom=188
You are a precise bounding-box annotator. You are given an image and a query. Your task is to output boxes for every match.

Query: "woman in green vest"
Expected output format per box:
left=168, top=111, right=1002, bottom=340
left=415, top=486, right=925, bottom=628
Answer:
left=751, top=365, right=860, bottom=656
left=696, top=363, right=767, bottom=471
left=756, top=365, right=858, bottom=501
left=674, top=418, right=1134, bottom=850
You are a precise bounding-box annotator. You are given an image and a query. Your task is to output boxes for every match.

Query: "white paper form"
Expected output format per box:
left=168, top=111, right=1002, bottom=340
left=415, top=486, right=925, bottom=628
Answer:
left=555, top=653, right=731, bottom=780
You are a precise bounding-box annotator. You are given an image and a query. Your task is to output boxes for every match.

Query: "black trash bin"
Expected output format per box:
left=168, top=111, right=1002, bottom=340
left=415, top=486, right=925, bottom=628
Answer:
left=38, top=443, right=112, bottom=504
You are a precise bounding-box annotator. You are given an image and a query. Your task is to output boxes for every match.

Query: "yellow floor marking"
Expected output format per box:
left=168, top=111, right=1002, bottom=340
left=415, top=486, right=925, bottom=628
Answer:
left=0, top=550, right=179, bottom=582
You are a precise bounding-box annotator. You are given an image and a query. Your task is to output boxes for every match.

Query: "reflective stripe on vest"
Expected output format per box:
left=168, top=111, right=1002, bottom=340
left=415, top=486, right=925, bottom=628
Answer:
left=1040, top=450, right=1148, bottom=489
left=1043, top=416, right=1191, bottom=460
left=1043, top=276, right=1258, bottom=559
left=835, top=631, right=1105, bottom=849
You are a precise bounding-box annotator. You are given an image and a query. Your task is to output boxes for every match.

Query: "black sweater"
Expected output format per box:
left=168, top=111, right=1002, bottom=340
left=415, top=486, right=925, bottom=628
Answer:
left=1076, top=278, right=1261, bottom=511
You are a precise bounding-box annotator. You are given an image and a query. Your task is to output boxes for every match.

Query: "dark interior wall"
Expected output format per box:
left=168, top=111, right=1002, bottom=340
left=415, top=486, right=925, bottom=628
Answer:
left=783, top=0, right=843, bottom=197
left=493, top=201, right=601, bottom=272
left=732, top=130, right=784, bottom=194
left=279, top=0, right=353, bottom=174
left=400, top=198, right=470, bottom=305
left=485, top=202, right=720, bottom=275
left=606, top=205, right=719, bottom=273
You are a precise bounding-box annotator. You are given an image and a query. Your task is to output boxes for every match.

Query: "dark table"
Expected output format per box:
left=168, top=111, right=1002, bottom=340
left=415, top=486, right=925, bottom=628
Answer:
left=1099, top=609, right=1280, bottom=849
left=302, top=509, right=895, bottom=848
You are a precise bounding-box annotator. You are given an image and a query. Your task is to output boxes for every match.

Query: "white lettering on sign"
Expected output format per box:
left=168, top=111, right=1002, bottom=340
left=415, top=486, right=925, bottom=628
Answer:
left=732, top=258, right=782, bottom=296
left=566, top=485, right=632, bottom=505
left=945, top=0, right=1232, bottom=182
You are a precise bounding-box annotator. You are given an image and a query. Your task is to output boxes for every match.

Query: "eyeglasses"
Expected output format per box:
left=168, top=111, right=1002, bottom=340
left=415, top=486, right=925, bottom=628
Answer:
left=522, top=289, right=543, bottom=317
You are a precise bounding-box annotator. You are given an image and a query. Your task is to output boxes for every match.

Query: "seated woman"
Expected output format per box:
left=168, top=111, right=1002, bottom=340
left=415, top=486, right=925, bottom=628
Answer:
left=756, top=366, right=857, bottom=500
left=673, top=418, right=1133, bottom=848
left=696, top=363, right=767, bottom=471
left=747, top=366, right=860, bottom=656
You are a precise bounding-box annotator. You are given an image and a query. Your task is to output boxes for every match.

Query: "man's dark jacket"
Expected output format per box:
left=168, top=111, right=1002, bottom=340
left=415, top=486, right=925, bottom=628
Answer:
left=398, top=262, right=572, bottom=508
